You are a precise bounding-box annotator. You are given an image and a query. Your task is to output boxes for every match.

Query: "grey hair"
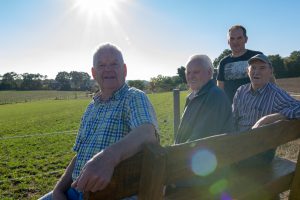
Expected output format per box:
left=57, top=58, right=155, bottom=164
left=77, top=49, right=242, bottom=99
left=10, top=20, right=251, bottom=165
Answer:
left=93, top=43, right=124, bottom=66
left=186, top=54, right=214, bottom=78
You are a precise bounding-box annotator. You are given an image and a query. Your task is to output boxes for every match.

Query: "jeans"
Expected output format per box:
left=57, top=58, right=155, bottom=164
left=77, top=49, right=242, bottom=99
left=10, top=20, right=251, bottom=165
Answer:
left=38, top=188, right=83, bottom=200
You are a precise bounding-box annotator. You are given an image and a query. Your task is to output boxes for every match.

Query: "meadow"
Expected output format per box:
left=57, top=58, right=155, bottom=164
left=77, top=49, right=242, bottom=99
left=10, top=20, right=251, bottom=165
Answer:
left=0, top=77, right=299, bottom=199
left=0, top=90, right=187, bottom=199
left=0, top=90, right=89, bottom=105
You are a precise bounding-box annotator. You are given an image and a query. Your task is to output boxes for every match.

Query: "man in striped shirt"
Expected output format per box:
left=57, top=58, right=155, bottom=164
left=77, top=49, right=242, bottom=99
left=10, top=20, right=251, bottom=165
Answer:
left=233, top=54, right=300, bottom=161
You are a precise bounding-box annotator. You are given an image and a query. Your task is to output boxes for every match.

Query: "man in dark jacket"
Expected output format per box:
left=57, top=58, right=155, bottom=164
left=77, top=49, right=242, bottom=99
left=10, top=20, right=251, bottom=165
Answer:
left=175, top=54, right=233, bottom=144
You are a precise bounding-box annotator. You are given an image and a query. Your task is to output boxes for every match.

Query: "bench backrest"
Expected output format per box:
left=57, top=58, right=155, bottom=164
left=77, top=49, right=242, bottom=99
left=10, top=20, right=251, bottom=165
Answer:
left=84, top=120, right=300, bottom=200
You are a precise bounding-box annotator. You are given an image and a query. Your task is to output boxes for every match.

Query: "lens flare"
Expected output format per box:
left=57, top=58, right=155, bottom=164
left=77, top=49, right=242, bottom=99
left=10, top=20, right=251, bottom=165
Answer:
left=209, top=179, right=228, bottom=195
left=190, top=149, right=217, bottom=176
left=220, top=192, right=234, bottom=200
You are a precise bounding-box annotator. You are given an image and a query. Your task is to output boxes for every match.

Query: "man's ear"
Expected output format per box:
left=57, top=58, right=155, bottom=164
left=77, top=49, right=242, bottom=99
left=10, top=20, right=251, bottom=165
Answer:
left=91, top=67, right=96, bottom=79
left=245, top=36, right=248, bottom=44
left=123, top=64, right=127, bottom=78
left=247, top=66, right=251, bottom=77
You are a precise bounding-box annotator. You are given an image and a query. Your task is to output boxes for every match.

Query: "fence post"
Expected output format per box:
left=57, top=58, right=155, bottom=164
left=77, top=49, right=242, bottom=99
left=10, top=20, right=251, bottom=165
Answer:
left=173, top=89, right=180, bottom=139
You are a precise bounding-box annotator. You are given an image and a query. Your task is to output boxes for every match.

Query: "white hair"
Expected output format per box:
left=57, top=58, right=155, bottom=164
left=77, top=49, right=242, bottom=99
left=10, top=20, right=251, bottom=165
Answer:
left=93, top=43, right=124, bottom=66
left=186, top=54, right=214, bottom=78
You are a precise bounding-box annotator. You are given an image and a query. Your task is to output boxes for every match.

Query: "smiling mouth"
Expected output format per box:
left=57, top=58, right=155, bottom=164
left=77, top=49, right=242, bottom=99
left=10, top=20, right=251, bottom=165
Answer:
left=104, top=76, right=116, bottom=79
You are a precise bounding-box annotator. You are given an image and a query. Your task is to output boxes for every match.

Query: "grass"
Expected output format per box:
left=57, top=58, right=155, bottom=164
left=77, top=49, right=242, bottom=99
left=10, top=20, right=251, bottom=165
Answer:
left=0, top=90, right=188, bottom=199
left=0, top=90, right=89, bottom=105
left=0, top=78, right=299, bottom=199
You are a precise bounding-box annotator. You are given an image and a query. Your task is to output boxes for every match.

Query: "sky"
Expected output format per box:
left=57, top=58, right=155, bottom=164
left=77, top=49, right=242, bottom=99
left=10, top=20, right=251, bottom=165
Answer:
left=1, top=0, right=300, bottom=81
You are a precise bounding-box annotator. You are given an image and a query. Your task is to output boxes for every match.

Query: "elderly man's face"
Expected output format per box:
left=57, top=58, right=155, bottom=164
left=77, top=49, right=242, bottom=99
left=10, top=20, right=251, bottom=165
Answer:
left=248, top=60, right=273, bottom=90
left=186, top=61, right=211, bottom=91
left=92, top=49, right=126, bottom=93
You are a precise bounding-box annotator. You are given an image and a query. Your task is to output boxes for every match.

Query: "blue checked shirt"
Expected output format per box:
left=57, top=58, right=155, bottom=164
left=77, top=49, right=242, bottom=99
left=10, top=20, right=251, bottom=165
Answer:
left=72, top=84, right=158, bottom=181
left=233, top=82, right=300, bottom=132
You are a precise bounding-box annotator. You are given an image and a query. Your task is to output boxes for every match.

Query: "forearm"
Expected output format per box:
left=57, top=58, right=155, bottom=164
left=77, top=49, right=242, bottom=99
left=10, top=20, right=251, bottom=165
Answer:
left=100, top=123, right=157, bottom=166
left=53, top=155, right=77, bottom=193
left=252, top=113, right=287, bottom=129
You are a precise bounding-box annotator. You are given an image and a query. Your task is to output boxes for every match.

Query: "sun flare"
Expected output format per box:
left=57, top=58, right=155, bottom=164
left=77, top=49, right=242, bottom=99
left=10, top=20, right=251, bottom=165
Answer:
left=74, top=0, right=119, bottom=16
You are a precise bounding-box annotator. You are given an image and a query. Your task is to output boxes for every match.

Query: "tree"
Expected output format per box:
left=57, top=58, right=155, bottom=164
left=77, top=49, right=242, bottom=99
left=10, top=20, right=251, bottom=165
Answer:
left=79, top=72, right=92, bottom=91
left=127, top=80, right=146, bottom=91
left=177, top=66, right=187, bottom=83
left=0, top=72, right=19, bottom=90
left=284, top=51, right=300, bottom=77
left=55, top=71, right=71, bottom=90
left=268, top=55, right=286, bottom=78
left=213, top=49, right=232, bottom=68
left=149, top=75, right=180, bottom=92
left=70, top=71, right=91, bottom=91
left=20, top=73, right=43, bottom=90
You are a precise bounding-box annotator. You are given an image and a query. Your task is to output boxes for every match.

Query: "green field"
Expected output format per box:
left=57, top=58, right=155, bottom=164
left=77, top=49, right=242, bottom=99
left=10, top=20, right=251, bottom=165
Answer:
left=0, top=90, right=89, bottom=105
left=0, top=90, right=187, bottom=199
left=1, top=88, right=298, bottom=199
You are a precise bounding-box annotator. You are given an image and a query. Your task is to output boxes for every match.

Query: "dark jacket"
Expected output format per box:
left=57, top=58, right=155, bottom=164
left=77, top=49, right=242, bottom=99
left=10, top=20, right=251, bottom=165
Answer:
left=175, top=80, right=233, bottom=143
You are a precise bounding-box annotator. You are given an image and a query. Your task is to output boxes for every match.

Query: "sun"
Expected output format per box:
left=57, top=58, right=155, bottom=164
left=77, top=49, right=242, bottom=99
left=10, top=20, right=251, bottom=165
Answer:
left=73, top=0, right=127, bottom=19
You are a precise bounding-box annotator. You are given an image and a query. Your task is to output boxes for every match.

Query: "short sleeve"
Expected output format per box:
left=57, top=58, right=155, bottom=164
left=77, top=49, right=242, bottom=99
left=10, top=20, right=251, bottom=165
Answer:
left=128, top=91, right=158, bottom=131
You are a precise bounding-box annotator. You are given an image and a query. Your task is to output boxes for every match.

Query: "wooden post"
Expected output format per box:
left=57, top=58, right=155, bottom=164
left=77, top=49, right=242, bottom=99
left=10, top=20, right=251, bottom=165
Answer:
left=138, top=144, right=166, bottom=200
left=173, top=89, right=180, bottom=139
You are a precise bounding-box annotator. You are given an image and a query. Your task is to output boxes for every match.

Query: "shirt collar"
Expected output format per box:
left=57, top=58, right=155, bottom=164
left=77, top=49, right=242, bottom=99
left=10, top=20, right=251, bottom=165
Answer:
left=248, top=82, right=270, bottom=95
left=93, top=84, right=128, bottom=103
left=188, top=79, right=214, bottom=100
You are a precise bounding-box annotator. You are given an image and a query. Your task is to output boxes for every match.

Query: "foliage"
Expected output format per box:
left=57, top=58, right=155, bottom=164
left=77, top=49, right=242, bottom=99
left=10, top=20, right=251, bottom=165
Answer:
left=0, top=71, right=92, bottom=91
left=284, top=51, right=300, bottom=77
left=149, top=75, right=183, bottom=92
left=268, top=55, right=287, bottom=78
left=0, top=72, right=20, bottom=90
left=177, top=66, right=187, bottom=83
left=20, top=73, right=43, bottom=90
left=55, top=71, right=71, bottom=90
left=127, top=80, right=146, bottom=91
left=69, top=71, right=91, bottom=91
left=213, top=49, right=232, bottom=68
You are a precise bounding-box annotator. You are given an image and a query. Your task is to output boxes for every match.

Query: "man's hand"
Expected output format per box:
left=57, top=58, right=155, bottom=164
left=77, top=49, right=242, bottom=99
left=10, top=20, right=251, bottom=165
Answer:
left=71, top=150, right=117, bottom=192
left=72, top=123, right=157, bottom=193
left=252, top=113, right=286, bottom=129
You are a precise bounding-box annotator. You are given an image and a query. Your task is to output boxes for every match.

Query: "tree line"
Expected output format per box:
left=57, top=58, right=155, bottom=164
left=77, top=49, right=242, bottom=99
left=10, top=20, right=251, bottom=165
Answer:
left=0, top=71, right=93, bottom=91
left=1, top=50, right=299, bottom=92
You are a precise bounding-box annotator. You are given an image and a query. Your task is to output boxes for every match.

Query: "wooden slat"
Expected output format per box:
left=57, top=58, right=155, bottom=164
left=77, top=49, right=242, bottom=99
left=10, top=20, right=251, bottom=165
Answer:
left=84, top=152, right=143, bottom=200
left=85, top=120, right=300, bottom=199
left=165, top=120, right=300, bottom=184
left=139, top=144, right=167, bottom=200
left=165, top=158, right=296, bottom=200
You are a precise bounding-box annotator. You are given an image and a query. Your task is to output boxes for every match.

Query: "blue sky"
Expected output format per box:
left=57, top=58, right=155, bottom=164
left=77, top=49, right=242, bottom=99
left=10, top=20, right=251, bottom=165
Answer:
left=1, top=0, right=299, bottom=80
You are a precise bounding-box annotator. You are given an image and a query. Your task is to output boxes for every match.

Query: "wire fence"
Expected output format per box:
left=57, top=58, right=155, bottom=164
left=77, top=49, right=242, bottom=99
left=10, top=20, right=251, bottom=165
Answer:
left=0, top=130, right=78, bottom=140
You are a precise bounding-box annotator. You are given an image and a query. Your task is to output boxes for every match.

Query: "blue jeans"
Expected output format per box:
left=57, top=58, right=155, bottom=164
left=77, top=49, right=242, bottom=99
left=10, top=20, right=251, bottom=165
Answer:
left=39, top=188, right=83, bottom=200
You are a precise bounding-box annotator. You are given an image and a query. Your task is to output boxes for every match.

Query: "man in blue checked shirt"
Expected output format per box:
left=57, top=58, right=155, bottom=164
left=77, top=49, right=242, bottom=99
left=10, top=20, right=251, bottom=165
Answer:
left=233, top=54, right=300, bottom=162
left=40, top=43, right=158, bottom=200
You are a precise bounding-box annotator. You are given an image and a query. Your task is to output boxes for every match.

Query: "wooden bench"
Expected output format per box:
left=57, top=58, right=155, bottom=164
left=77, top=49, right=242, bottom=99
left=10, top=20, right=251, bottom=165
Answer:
left=84, top=120, right=300, bottom=200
